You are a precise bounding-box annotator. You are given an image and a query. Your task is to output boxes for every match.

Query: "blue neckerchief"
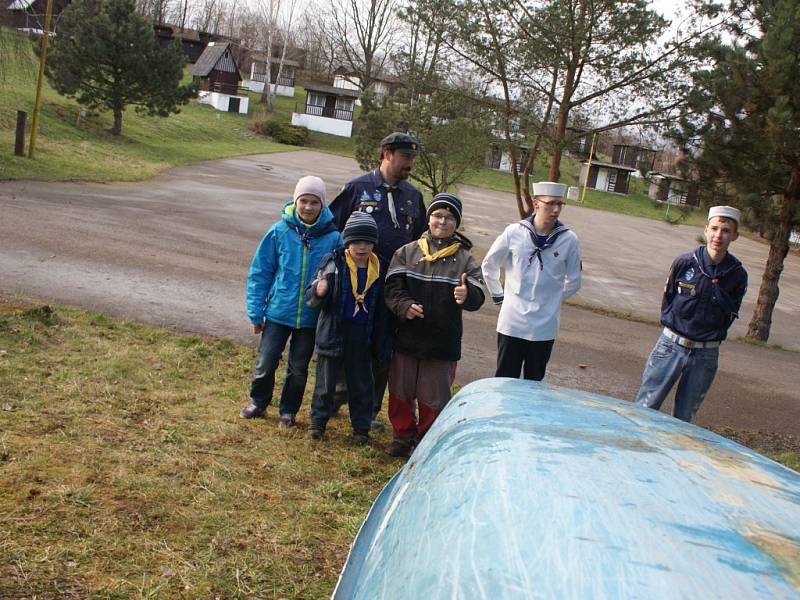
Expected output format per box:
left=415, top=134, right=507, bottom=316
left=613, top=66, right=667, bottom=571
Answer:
left=522, top=216, right=569, bottom=270
left=693, top=247, right=739, bottom=317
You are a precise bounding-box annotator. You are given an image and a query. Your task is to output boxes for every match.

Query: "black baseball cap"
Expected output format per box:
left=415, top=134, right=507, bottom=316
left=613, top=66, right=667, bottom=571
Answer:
left=380, top=132, right=420, bottom=154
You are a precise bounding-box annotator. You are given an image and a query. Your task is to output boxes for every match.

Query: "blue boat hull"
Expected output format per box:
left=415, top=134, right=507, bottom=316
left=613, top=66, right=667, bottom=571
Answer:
left=333, top=378, right=800, bottom=599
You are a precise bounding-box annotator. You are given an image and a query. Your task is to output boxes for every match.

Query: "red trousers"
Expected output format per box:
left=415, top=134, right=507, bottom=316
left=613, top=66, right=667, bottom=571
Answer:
left=388, top=352, right=456, bottom=442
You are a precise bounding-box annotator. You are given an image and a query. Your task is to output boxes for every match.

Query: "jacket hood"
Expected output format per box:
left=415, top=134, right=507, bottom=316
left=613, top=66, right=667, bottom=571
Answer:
left=282, top=200, right=335, bottom=231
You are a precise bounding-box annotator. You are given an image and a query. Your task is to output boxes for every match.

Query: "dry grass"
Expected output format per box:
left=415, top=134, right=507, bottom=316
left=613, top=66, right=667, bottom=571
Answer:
left=1, top=298, right=796, bottom=597
left=0, top=299, right=398, bottom=598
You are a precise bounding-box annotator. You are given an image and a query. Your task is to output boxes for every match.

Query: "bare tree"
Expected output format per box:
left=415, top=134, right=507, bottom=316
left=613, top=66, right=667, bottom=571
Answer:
left=321, top=0, right=397, bottom=91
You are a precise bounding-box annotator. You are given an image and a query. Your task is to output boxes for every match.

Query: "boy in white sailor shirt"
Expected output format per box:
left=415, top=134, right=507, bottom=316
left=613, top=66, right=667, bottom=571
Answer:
left=482, top=181, right=582, bottom=381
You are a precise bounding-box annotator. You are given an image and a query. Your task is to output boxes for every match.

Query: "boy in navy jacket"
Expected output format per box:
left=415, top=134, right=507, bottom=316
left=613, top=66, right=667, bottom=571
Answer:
left=305, top=212, right=382, bottom=444
left=635, top=205, right=748, bottom=422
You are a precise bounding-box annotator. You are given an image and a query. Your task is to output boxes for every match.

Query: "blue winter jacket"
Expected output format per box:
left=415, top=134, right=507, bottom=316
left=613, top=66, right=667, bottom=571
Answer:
left=246, top=201, right=342, bottom=329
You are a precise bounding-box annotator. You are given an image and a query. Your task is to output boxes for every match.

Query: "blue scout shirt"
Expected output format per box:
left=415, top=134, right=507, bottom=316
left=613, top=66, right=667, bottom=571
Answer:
left=329, top=169, right=427, bottom=267
left=660, top=246, right=748, bottom=342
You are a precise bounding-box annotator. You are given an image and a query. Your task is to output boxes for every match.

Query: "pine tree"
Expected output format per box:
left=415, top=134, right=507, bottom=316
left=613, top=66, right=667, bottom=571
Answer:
left=676, top=0, right=800, bottom=341
left=46, top=0, right=193, bottom=135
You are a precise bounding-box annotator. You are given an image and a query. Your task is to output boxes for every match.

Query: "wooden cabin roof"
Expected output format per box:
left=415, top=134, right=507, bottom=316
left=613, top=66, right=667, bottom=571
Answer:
left=191, top=42, right=237, bottom=77
left=304, top=82, right=360, bottom=98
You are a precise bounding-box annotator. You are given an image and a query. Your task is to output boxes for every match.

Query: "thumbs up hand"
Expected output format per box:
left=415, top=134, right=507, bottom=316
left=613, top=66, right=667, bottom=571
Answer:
left=454, top=273, right=468, bottom=305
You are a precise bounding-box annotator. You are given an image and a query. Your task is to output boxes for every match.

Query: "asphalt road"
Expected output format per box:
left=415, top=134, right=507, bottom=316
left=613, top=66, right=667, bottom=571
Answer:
left=1, top=151, right=798, bottom=435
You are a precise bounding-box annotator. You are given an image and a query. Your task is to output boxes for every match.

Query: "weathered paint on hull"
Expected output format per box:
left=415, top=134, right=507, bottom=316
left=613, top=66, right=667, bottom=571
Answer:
left=333, top=378, right=800, bottom=599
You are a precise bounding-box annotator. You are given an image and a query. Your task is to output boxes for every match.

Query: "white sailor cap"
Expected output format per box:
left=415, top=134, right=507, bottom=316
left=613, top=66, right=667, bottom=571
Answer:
left=532, top=181, right=567, bottom=197
left=708, top=205, right=740, bottom=224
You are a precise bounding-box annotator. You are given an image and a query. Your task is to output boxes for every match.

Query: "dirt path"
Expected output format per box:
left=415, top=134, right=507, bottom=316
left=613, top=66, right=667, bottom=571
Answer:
left=1, top=151, right=798, bottom=435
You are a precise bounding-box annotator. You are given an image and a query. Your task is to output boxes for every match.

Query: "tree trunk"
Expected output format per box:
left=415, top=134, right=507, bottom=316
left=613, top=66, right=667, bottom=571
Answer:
left=111, top=107, right=123, bottom=136
left=746, top=173, right=799, bottom=341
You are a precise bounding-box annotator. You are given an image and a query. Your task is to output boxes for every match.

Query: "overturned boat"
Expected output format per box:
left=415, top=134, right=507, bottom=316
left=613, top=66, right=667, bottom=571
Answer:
left=334, top=378, right=800, bottom=599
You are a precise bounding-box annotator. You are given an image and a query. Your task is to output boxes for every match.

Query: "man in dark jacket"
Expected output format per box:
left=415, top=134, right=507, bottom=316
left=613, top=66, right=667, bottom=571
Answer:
left=329, top=132, right=427, bottom=430
left=383, top=193, right=485, bottom=456
left=635, top=205, right=748, bottom=422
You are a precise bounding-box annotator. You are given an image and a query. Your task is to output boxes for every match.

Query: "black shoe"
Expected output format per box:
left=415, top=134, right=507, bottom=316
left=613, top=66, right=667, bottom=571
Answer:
left=386, top=438, right=413, bottom=457
left=308, top=425, right=325, bottom=441
left=351, top=431, right=370, bottom=446
left=240, top=404, right=265, bottom=419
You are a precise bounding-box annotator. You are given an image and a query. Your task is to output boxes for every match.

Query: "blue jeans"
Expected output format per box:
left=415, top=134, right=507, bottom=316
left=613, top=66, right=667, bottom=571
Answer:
left=634, top=334, right=719, bottom=422
left=249, top=321, right=316, bottom=415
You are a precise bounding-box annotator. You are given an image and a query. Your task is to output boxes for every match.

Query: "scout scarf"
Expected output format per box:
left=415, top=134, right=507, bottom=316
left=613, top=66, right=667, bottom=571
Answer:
left=380, top=181, right=400, bottom=229
left=344, top=249, right=380, bottom=316
left=523, top=217, right=569, bottom=270
left=418, top=236, right=461, bottom=262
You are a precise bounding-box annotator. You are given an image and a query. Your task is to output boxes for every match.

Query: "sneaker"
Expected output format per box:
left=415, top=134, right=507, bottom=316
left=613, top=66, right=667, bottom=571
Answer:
left=351, top=431, right=370, bottom=446
left=240, top=404, right=265, bottom=419
left=386, top=438, right=413, bottom=458
left=277, top=414, right=296, bottom=428
left=308, top=424, right=325, bottom=440
left=369, top=418, right=385, bottom=433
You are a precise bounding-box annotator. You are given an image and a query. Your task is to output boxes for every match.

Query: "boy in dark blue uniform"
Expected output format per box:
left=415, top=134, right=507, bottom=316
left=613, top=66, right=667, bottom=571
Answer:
left=329, top=133, right=427, bottom=430
left=305, top=212, right=382, bottom=445
left=635, top=206, right=748, bottom=422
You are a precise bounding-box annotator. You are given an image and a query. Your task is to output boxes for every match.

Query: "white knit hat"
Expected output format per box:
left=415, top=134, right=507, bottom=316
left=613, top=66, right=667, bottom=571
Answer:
left=708, top=205, right=740, bottom=224
left=532, top=181, right=567, bottom=197
left=293, top=175, right=326, bottom=204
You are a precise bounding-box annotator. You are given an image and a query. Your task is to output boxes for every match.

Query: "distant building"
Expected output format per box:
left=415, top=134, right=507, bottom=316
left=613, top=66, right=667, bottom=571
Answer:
left=191, top=42, right=248, bottom=115
left=6, top=0, right=71, bottom=32
left=578, top=160, right=637, bottom=195
left=566, top=128, right=594, bottom=159
left=332, top=68, right=403, bottom=104
left=611, top=144, right=657, bottom=173
left=647, top=173, right=699, bottom=207
left=291, top=83, right=359, bottom=137
left=242, top=55, right=300, bottom=97
left=153, top=24, right=232, bottom=64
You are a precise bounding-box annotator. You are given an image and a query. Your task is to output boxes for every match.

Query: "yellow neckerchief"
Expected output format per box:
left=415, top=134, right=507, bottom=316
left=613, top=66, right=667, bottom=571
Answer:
left=344, top=249, right=380, bottom=315
left=418, top=235, right=461, bottom=262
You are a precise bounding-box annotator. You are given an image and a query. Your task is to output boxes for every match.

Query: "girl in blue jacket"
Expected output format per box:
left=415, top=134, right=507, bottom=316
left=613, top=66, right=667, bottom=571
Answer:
left=240, top=176, right=342, bottom=427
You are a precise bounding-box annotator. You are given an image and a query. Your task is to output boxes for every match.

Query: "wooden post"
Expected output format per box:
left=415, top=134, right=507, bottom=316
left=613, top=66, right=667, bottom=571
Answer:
left=15, top=111, right=27, bottom=156
left=28, top=0, right=55, bottom=159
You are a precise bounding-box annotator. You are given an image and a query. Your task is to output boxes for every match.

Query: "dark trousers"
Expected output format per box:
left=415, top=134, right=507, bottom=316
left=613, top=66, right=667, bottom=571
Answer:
left=249, top=321, right=316, bottom=415
left=495, top=333, right=555, bottom=381
left=334, top=358, right=388, bottom=420
left=310, top=321, right=374, bottom=433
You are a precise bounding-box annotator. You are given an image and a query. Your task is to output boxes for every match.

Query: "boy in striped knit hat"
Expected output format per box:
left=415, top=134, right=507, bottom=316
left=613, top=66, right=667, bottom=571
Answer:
left=305, top=212, right=382, bottom=445
left=481, top=181, right=582, bottom=382
left=383, top=193, right=485, bottom=457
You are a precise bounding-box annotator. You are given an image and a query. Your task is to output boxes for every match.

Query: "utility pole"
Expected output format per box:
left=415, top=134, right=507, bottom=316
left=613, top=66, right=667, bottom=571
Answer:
left=28, top=0, right=55, bottom=159
left=579, top=132, right=597, bottom=204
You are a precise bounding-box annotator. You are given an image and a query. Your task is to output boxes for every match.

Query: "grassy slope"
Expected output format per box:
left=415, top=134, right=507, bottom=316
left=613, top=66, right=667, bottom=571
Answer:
left=0, top=299, right=398, bottom=598
left=0, top=31, right=354, bottom=182
left=0, top=299, right=797, bottom=597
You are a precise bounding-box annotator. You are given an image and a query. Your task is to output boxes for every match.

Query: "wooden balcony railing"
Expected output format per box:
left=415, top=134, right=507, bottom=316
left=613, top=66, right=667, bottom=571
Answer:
left=304, top=104, right=353, bottom=122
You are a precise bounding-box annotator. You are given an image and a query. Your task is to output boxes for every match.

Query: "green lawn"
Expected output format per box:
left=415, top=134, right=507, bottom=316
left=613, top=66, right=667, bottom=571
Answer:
left=1, top=297, right=797, bottom=596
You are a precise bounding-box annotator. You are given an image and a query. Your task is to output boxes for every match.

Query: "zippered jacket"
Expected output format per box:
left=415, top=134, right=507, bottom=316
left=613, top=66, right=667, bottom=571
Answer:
left=304, top=248, right=383, bottom=358
left=246, top=201, right=342, bottom=329
left=384, top=232, right=485, bottom=362
left=660, top=246, right=747, bottom=342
